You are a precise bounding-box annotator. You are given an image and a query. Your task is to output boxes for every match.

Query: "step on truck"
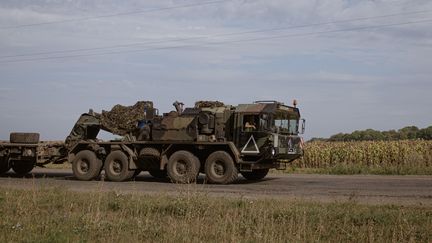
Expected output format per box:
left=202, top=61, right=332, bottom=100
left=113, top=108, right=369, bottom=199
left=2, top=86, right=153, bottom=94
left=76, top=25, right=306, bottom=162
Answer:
left=0, top=100, right=305, bottom=184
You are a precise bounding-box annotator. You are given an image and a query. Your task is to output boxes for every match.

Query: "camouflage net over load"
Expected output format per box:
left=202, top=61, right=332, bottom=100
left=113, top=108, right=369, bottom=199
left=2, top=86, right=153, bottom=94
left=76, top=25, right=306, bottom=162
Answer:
left=100, top=101, right=153, bottom=136
left=195, top=101, right=225, bottom=108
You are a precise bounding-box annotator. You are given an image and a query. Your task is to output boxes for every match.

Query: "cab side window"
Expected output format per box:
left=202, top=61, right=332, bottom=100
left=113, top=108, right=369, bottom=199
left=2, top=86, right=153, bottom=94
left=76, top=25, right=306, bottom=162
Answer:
left=243, top=115, right=258, bottom=132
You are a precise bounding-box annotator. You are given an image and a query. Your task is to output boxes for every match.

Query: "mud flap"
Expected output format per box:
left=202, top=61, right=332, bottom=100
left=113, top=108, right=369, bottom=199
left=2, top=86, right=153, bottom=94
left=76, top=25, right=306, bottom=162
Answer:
left=160, top=154, right=168, bottom=170
left=120, top=144, right=138, bottom=170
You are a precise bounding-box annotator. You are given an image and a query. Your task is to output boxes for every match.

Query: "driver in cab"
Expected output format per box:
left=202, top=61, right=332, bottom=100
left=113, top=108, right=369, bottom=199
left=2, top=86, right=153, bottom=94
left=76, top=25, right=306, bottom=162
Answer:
left=244, top=118, right=256, bottom=132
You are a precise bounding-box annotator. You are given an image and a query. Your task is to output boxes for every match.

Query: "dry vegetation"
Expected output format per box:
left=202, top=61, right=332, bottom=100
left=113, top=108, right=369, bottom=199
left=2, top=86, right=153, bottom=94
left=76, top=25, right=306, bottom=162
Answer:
left=290, top=140, right=432, bottom=175
left=0, top=187, right=431, bottom=242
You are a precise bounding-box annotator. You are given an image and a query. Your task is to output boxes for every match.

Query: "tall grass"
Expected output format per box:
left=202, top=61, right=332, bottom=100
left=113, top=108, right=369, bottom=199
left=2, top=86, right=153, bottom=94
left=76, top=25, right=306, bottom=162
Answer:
left=292, top=140, right=432, bottom=175
left=0, top=187, right=431, bottom=242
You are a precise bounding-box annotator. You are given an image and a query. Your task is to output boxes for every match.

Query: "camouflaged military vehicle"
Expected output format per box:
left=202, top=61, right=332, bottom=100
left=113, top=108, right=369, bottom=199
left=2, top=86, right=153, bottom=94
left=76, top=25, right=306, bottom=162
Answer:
left=63, top=100, right=305, bottom=184
left=0, top=100, right=305, bottom=184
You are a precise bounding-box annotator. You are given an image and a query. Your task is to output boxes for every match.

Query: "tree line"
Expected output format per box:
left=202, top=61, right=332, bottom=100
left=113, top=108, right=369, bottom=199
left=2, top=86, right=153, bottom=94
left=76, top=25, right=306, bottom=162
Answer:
left=310, top=125, right=432, bottom=142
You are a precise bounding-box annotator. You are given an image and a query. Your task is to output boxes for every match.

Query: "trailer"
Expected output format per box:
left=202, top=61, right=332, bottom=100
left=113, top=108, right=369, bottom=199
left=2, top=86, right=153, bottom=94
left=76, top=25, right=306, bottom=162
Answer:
left=0, top=133, right=66, bottom=175
left=1, top=100, right=305, bottom=184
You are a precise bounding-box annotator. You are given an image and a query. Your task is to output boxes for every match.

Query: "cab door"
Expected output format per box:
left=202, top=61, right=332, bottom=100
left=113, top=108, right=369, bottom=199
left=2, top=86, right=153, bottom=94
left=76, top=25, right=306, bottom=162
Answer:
left=237, top=114, right=270, bottom=155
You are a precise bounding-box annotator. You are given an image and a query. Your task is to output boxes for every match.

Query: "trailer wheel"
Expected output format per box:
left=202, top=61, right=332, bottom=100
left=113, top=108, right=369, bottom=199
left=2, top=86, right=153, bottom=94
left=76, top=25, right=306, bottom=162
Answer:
left=241, top=169, right=269, bottom=180
left=10, top=132, right=40, bottom=144
left=72, top=150, right=102, bottom=181
left=104, top=151, right=134, bottom=182
left=11, top=161, right=34, bottom=176
left=0, top=157, right=10, bottom=175
left=167, top=150, right=200, bottom=183
left=148, top=169, right=167, bottom=179
left=205, top=151, right=238, bottom=184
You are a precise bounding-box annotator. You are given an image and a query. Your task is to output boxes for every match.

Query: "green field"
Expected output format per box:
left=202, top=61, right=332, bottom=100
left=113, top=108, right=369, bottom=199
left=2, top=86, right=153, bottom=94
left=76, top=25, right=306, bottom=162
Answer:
left=290, top=140, right=432, bottom=175
left=0, top=187, right=431, bottom=242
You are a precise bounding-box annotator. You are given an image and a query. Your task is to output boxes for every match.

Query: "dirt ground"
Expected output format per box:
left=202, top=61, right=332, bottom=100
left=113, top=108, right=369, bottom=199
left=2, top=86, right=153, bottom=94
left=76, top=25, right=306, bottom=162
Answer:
left=1, top=168, right=431, bottom=206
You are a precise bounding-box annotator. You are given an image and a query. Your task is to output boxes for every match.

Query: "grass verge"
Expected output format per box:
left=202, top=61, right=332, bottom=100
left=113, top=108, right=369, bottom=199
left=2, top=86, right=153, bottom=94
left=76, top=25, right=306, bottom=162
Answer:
left=0, top=187, right=431, bottom=242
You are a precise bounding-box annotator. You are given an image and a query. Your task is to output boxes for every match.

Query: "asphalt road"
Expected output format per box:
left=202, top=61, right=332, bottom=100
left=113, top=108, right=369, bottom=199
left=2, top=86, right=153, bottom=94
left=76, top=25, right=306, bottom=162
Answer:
left=1, top=168, right=431, bottom=206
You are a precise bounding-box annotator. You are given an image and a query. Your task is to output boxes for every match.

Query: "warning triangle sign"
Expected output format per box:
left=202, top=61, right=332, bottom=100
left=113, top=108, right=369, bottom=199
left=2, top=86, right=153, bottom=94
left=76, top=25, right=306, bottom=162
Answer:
left=241, top=135, right=260, bottom=154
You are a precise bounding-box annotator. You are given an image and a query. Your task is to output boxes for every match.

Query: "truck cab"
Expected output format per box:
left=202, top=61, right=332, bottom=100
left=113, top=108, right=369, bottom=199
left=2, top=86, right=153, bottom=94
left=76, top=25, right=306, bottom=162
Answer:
left=233, top=101, right=305, bottom=169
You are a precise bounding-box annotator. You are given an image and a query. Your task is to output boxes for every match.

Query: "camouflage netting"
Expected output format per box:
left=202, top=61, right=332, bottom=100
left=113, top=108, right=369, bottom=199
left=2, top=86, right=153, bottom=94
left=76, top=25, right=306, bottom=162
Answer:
left=195, top=101, right=225, bottom=108
left=100, top=101, right=153, bottom=136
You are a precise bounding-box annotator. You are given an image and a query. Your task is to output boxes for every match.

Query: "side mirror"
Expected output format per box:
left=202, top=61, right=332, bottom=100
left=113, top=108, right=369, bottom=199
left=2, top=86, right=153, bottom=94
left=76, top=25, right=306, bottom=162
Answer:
left=300, top=119, right=306, bottom=134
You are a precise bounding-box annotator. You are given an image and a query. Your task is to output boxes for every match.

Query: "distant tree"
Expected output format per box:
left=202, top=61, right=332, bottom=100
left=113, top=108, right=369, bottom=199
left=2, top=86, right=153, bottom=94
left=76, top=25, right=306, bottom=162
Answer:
left=350, top=130, right=362, bottom=141
left=382, top=130, right=398, bottom=141
left=329, top=133, right=347, bottom=142
left=308, top=137, right=327, bottom=142
left=323, top=125, right=431, bottom=141
left=419, top=126, right=432, bottom=140
left=362, top=129, right=384, bottom=141
left=398, top=126, right=419, bottom=140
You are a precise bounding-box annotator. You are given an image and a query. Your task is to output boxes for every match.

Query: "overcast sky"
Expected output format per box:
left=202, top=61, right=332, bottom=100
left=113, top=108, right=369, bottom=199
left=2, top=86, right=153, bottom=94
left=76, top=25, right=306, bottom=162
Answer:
left=0, top=0, right=431, bottom=140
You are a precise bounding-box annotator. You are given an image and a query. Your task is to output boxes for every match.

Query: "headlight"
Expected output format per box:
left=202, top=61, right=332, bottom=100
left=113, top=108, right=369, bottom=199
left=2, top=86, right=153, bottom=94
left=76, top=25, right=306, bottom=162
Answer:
left=270, top=147, right=276, bottom=156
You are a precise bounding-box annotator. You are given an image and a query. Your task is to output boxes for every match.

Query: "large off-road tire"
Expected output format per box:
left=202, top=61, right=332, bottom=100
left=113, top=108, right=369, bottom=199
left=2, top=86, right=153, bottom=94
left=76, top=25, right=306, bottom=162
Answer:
left=0, top=157, right=10, bottom=175
left=167, top=150, right=200, bottom=184
left=104, top=151, right=134, bottom=182
left=241, top=169, right=269, bottom=181
left=205, top=151, right=238, bottom=184
left=148, top=169, right=168, bottom=179
left=10, top=132, right=40, bottom=144
left=72, top=150, right=102, bottom=181
left=11, top=160, right=34, bottom=176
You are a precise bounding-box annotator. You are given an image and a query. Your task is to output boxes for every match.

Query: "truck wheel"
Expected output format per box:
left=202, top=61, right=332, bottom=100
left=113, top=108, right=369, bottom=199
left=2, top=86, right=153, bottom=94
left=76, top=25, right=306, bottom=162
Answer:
left=10, top=132, right=40, bottom=144
left=0, top=157, right=10, bottom=175
left=104, top=151, right=134, bottom=182
left=205, top=151, right=238, bottom=184
left=167, top=150, right=200, bottom=183
left=11, top=161, right=34, bottom=176
left=148, top=169, right=167, bottom=179
left=241, top=169, right=269, bottom=180
left=72, top=150, right=102, bottom=181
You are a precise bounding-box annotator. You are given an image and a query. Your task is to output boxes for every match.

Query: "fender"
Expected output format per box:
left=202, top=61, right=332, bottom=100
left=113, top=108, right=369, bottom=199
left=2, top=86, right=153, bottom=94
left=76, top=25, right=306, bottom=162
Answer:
left=120, top=144, right=138, bottom=170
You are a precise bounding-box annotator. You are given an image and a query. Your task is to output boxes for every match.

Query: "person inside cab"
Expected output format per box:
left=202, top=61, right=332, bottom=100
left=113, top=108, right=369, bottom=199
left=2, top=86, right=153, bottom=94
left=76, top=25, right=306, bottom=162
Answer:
left=244, top=116, right=257, bottom=132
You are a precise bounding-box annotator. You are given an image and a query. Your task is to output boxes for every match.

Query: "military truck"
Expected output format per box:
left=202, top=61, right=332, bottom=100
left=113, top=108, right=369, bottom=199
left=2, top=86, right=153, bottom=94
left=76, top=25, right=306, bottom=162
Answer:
left=65, top=100, right=305, bottom=184
left=0, top=100, right=305, bottom=184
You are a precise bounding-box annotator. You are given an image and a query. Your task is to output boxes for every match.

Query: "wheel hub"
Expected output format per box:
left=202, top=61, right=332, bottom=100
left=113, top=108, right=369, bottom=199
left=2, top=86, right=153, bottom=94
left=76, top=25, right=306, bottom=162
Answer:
left=79, top=160, right=89, bottom=173
left=111, top=161, right=122, bottom=174
left=175, top=160, right=187, bottom=175
left=214, top=161, right=225, bottom=176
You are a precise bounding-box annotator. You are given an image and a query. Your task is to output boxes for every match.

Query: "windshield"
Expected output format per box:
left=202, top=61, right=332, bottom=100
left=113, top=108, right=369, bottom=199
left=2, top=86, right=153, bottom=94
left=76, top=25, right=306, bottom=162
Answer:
left=242, top=111, right=299, bottom=134
left=274, top=110, right=299, bottom=134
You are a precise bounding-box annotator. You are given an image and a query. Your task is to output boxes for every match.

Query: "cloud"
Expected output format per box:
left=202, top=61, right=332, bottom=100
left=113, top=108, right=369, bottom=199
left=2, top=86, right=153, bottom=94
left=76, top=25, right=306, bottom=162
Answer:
left=0, top=0, right=431, bottom=140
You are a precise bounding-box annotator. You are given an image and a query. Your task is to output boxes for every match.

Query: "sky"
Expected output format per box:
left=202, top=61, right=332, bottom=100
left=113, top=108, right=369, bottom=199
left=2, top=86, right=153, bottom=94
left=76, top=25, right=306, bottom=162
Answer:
left=0, top=0, right=431, bottom=140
